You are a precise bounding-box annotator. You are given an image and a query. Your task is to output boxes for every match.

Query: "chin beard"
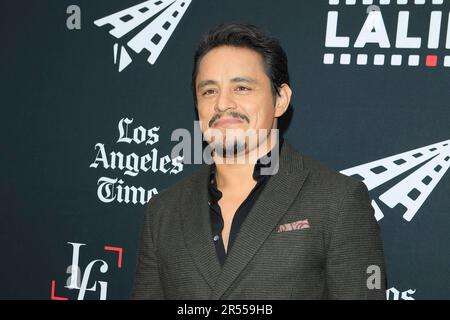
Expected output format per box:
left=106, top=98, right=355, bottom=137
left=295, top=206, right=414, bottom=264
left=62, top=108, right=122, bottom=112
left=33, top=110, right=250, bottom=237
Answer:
left=212, top=139, right=247, bottom=158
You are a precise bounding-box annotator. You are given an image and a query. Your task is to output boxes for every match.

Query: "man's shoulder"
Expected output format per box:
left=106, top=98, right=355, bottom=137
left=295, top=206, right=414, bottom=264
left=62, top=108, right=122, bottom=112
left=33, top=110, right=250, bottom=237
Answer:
left=147, top=164, right=209, bottom=207
left=291, top=148, right=371, bottom=218
left=303, top=155, right=358, bottom=186
left=283, top=140, right=358, bottom=188
left=294, top=149, right=364, bottom=200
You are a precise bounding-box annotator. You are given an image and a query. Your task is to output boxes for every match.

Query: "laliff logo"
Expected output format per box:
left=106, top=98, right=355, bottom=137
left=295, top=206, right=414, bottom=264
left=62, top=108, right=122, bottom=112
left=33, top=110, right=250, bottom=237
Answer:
left=341, top=139, right=450, bottom=221
left=387, top=287, right=416, bottom=299
left=324, top=0, right=450, bottom=67
left=94, top=0, right=192, bottom=72
left=50, top=242, right=123, bottom=300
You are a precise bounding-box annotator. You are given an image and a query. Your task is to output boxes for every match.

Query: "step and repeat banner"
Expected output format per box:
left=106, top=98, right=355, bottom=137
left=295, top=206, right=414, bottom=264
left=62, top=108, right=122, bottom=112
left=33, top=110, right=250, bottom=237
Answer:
left=1, top=0, right=449, bottom=299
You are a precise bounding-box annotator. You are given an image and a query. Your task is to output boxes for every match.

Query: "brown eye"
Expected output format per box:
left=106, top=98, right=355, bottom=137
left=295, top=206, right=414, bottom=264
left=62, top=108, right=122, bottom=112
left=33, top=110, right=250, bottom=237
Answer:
left=236, top=86, right=250, bottom=92
left=202, top=89, right=216, bottom=96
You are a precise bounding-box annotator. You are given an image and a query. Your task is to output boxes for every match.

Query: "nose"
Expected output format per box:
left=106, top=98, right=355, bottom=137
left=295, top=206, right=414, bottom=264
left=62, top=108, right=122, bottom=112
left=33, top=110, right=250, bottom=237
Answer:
left=214, top=90, right=237, bottom=113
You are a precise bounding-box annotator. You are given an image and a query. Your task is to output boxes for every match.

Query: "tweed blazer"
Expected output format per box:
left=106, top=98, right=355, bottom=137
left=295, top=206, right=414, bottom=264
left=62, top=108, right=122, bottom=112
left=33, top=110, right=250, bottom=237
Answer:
left=132, top=140, right=386, bottom=299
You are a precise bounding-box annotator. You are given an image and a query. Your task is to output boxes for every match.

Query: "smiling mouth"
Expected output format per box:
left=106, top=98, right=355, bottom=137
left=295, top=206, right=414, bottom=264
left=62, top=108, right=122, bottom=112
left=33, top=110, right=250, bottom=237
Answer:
left=212, top=118, right=244, bottom=127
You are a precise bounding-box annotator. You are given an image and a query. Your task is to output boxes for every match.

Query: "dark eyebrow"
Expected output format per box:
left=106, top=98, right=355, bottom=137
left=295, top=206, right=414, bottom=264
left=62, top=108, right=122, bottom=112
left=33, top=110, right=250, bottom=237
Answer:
left=196, top=77, right=258, bottom=90
left=230, top=76, right=258, bottom=84
left=196, top=79, right=218, bottom=90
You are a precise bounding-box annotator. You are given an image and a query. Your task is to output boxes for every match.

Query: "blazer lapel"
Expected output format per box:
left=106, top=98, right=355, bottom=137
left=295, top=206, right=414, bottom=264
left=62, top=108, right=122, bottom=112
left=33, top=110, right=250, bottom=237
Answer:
left=211, top=141, right=310, bottom=299
left=182, top=165, right=222, bottom=290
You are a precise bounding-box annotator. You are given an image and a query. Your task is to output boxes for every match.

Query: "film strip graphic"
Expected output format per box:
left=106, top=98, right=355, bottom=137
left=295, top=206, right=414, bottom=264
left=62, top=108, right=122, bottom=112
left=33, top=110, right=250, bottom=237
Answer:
left=324, top=53, right=450, bottom=67
left=329, top=0, right=446, bottom=5
left=341, top=139, right=450, bottom=221
left=94, top=0, right=192, bottom=72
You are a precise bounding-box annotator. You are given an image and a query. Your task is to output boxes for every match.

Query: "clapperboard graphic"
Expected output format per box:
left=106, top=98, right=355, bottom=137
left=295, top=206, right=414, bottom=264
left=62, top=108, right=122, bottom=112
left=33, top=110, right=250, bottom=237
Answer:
left=94, top=0, right=192, bottom=72
left=341, top=139, right=450, bottom=222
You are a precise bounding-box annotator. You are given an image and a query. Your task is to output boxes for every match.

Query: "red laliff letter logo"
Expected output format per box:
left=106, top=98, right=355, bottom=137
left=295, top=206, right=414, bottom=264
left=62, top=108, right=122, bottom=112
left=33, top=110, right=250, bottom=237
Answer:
left=50, top=242, right=123, bottom=300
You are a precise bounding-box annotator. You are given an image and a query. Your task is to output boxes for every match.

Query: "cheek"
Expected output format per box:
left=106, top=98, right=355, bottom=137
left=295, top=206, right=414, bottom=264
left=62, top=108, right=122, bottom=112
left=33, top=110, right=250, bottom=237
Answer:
left=248, top=105, right=275, bottom=127
left=197, top=102, right=210, bottom=116
left=197, top=107, right=214, bottom=127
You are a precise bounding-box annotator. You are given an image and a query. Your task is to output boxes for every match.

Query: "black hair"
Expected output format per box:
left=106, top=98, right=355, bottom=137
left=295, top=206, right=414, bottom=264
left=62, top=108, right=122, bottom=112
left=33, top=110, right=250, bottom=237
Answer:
left=191, top=23, right=290, bottom=106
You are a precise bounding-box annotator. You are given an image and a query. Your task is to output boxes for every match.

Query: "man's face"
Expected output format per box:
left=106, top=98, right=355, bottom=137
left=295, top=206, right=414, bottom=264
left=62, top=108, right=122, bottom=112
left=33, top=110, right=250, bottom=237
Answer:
left=195, top=45, right=285, bottom=158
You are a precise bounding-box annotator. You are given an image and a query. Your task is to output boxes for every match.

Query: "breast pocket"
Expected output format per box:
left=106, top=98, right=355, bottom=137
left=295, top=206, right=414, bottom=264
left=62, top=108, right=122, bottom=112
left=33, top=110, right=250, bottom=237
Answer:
left=265, top=227, right=323, bottom=260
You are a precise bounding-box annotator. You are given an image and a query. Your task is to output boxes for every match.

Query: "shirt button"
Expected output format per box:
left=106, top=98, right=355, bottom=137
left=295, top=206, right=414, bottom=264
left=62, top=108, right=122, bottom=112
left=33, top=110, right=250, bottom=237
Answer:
left=213, top=235, right=220, bottom=242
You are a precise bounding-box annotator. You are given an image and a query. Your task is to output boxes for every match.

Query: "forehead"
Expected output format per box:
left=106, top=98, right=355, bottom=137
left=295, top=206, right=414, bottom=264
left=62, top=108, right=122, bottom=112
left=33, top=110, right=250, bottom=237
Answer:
left=196, top=46, right=268, bottom=82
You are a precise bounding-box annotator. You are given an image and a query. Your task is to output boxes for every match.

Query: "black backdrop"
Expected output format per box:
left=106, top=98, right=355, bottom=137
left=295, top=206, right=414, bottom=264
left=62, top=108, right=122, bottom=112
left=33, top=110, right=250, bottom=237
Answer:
left=1, top=0, right=449, bottom=299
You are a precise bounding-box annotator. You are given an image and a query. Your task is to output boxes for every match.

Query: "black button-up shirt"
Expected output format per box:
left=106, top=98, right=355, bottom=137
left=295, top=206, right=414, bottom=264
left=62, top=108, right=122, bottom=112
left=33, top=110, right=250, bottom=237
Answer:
left=208, top=138, right=284, bottom=266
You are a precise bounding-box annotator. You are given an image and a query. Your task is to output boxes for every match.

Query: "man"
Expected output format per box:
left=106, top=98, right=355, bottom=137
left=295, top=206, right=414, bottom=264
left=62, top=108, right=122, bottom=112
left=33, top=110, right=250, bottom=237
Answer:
left=132, top=23, right=386, bottom=299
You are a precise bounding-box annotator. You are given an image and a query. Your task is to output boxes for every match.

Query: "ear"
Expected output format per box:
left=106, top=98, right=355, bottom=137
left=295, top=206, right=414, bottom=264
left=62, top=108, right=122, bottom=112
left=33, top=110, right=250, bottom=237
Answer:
left=274, top=84, right=292, bottom=118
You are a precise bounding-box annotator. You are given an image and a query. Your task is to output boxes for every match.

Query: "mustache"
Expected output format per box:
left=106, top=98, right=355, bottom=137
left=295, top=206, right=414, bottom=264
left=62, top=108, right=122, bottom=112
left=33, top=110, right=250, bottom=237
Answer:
left=208, top=111, right=250, bottom=127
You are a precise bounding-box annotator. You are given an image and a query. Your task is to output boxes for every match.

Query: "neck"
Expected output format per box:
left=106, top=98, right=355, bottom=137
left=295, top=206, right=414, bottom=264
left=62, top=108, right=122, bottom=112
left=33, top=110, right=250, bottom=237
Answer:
left=212, top=134, right=277, bottom=190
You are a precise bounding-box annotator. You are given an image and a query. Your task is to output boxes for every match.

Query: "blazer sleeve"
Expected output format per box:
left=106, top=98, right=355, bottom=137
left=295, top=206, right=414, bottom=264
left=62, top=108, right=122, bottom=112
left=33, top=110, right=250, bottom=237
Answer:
left=131, top=200, right=165, bottom=299
left=325, top=180, right=387, bottom=299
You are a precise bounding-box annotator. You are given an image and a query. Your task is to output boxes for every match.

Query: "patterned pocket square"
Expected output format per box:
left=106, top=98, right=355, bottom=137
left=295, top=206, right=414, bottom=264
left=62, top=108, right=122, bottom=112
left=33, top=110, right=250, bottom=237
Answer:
left=277, top=219, right=310, bottom=233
